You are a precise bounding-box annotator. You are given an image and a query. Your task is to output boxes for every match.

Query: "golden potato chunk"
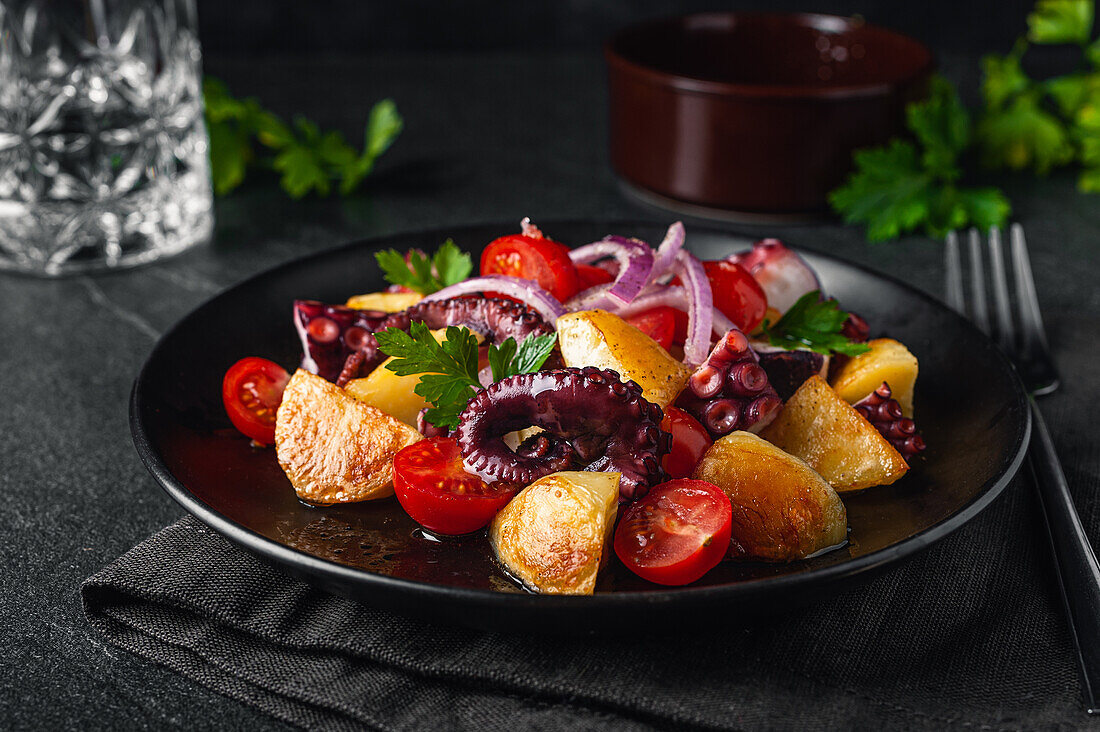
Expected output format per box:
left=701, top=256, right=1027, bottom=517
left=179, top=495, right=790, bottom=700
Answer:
left=489, top=471, right=620, bottom=595
left=831, top=338, right=918, bottom=416
left=275, top=370, right=422, bottom=504
left=761, top=376, right=908, bottom=491
left=345, top=291, right=423, bottom=312
left=693, top=431, right=847, bottom=561
left=556, top=309, right=691, bottom=409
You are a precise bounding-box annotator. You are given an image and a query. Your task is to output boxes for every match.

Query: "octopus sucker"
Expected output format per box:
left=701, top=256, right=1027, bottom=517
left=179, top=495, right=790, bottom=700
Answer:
left=675, top=328, right=782, bottom=439
left=454, top=367, right=667, bottom=501
left=853, top=382, right=925, bottom=462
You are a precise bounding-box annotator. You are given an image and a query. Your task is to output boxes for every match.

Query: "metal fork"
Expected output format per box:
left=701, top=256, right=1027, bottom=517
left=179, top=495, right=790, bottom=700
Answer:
left=946, top=225, right=1100, bottom=714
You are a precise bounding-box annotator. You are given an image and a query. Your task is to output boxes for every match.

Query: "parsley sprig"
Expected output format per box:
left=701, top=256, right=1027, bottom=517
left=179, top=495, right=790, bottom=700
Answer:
left=978, top=0, right=1100, bottom=191
left=759, top=292, right=872, bottom=357
left=373, top=240, right=472, bottom=294
left=829, top=76, right=1011, bottom=241
left=203, top=78, right=402, bottom=198
left=374, top=322, right=558, bottom=429
left=830, top=0, right=1100, bottom=242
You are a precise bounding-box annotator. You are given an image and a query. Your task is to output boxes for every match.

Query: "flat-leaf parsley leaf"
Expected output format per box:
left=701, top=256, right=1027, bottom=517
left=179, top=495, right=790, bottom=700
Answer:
left=829, top=75, right=1011, bottom=241
left=760, top=291, right=871, bottom=357
left=375, top=323, right=558, bottom=429
left=374, top=239, right=473, bottom=295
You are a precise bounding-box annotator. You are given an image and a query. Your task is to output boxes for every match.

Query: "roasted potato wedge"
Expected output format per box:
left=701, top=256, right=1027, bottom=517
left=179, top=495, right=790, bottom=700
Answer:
left=693, top=431, right=847, bottom=561
left=761, top=376, right=908, bottom=491
left=831, top=338, right=918, bottom=416
left=345, top=291, right=423, bottom=312
left=489, top=471, right=620, bottom=595
left=556, top=309, right=691, bottom=409
left=275, top=369, right=422, bottom=504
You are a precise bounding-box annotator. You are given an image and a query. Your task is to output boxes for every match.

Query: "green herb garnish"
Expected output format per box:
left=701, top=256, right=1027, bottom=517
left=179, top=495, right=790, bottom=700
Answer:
left=977, top=0, right=1100, bottom=191
left=829, top=75, right=1011, bottom=242
left=760, top=291, right=871, bottom=357
left=373, top=239, right=473, bottom=295
left=830, top=0, right=1100, bottom=242
left=203, top=77, right=402, bottom=198
left=375, top=322, right=558, bottom=429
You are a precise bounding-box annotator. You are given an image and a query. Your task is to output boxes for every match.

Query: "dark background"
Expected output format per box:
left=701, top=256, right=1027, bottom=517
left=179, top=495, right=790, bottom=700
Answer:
left=197, top=0, right=1029, bottom=56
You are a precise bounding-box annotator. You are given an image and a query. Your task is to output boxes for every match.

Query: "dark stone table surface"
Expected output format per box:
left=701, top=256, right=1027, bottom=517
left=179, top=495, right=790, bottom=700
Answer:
left=2, top=52, right=1099, bottom=730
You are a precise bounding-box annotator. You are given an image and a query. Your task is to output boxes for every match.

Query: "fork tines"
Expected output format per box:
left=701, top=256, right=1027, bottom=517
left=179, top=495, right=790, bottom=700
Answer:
left=944, top=224, right=1059, bottom=395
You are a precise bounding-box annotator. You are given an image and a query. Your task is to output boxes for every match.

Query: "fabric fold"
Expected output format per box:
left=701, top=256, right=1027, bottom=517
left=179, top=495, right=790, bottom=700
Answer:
left=82, top=482, right=1083, bottom=730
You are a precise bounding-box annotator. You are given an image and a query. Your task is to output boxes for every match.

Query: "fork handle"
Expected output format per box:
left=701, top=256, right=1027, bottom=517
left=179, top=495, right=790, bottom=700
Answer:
left=1029, top=400, right=1100, bottom=713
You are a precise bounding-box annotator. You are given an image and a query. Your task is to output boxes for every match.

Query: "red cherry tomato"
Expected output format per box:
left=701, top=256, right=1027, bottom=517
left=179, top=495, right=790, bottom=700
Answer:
left=625, top=306, right=677, bottom=351
left=703, top=260, right=768, bottom=333
left=222, top=357, right=290, bottom=445
left=480, top=233, right=581, bottom=302
left=392, top=437, right=518, bottom=535
left=669, top=308, right=689, bottom=345
left=575, top=263, right=615, bottom=290
left=660, top=407, right=712, bottom=479
left=614, top=479, right=732, bottom=586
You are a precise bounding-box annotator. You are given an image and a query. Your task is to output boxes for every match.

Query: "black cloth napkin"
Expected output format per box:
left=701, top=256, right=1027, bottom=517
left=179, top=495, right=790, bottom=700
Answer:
left=82, top=475, right=1086, bottom=731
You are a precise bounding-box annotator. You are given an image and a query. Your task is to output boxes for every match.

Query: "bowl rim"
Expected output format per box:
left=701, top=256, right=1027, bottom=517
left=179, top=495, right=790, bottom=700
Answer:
left=605, top=11, right=935, bottom=100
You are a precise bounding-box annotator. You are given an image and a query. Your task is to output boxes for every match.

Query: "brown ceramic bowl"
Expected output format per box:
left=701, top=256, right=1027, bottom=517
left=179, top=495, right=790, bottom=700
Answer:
left=606, top=12, right=933, bottom=216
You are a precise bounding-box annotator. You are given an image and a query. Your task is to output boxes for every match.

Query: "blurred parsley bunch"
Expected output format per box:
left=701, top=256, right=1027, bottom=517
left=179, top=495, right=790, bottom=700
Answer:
left=831, top=0, right=1099, bottom=242
left=203, top=78, right=403, bottom=198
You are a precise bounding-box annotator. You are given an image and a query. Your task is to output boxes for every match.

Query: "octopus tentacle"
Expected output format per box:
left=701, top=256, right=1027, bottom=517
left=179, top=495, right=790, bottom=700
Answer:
left=853, top=382, right=925, bottom=462
left=293, top=300, right=389, bottom=383
left=337, top=296, right=555, bottom=383
left=455, top=367, right=666, bottom=501
left=297, top=296, right=555, bottom=385
left=674, top=328, right=782, bottom=439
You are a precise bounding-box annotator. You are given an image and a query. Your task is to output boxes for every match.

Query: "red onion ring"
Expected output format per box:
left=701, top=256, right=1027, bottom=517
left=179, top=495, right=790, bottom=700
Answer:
left=421, top=274, right=565, bottom=323
left=671, top=250, right=713, bottom=366
left=648, top=221, right=685, bottom=283
left=569, top=236, right=654, bottom=306
left=614, top=285, right=734, bottom=335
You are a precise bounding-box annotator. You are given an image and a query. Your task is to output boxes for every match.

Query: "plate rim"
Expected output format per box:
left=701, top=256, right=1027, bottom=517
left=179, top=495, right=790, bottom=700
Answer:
left=130, top=219, right=1032, bottom=609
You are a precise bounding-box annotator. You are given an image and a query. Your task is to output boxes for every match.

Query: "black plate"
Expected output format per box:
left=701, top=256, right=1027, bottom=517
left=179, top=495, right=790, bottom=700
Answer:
left=131, top=221, right=1031, bottom=632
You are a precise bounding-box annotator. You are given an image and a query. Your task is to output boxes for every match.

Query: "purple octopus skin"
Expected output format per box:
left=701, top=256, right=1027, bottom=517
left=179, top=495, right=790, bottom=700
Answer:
left=755, top=348, right=827, bottom=401
left=293, top=300, right=389, bottom=383
left=829, top=311, right=871, bottom=380
left=854, top=382, right=925, bottom=462
left=674, top=328, right=782, bottom=439
left=296, top=296, right=555, bottom=386
left=455, top=367, right=668, bottom=501
left=416, top=407, right=450, bottom=439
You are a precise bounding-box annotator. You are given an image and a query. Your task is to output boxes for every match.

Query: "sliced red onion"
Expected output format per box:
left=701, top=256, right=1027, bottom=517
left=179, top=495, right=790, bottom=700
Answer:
left=727, top=239, right=821, bottom=313
left=672, top=250, right=713, bottom=366
left=564, top=283, right=614, bottom=312
left=569, top=236, right=654, bottom=306
left=614, top=285, right=734, bottom=335
left=648, top=221, right=685, bottom=283
left=421, top=274, right=565, bottom=323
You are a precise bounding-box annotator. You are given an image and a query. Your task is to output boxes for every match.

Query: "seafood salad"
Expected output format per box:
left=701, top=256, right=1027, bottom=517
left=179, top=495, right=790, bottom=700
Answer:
left=221, top=220, right=924, bottom=593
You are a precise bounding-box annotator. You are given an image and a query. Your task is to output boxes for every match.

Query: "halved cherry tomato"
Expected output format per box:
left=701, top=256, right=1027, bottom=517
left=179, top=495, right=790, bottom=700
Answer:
left=614, top=479, right=732, bottom=586
left=222, top=357, right=290, bottom=445
left=392, top=437, right=517, bottom=535
left=575, top=263, right=614, bottom=290
left=480, top=233, right=581, bottom=302
left=670, top=261, right=767, bottom=333
left=703, top=260, right=768, bottom=333
left=660, top=407, right=712, bottom=479
left=625, top=306, right=677, bottom=351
